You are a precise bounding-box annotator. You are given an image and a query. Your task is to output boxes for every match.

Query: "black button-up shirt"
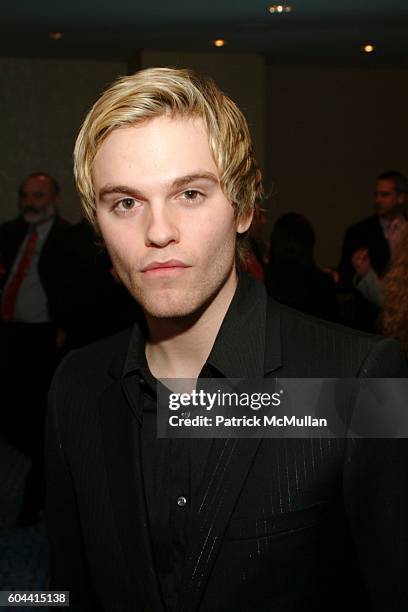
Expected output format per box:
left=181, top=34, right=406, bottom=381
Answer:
left=122, top=273, right=267, bottom=611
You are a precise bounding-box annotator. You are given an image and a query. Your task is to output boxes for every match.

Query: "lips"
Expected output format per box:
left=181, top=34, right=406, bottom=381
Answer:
left=142, top=259, right=189, bottom=272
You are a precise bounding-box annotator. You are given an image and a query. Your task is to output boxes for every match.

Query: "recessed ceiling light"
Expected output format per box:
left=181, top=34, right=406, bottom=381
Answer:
left=362, top=43, right=375, bottom=53
left=49, top=32, right=64, bottom=40
left=268, top=4, right=292, bottom=13
left=212, top=39, right=226, bottom=48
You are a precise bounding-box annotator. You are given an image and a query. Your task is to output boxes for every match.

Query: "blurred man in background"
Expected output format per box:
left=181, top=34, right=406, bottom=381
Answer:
left=0, top=172, right=70, bottom=525
left=339, top=170, right=407, bottom=289
left=338, top=170, right=407, bottom=330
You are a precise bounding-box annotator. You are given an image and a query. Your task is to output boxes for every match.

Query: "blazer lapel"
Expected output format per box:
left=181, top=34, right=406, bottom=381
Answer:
left=178, top=294, right=283, bottom=611
left=99, top=375, right=164, bottom=612
left=177, top=436, right=261, bottom=611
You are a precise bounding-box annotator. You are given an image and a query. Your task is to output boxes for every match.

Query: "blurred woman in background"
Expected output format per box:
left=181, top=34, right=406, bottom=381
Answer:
left=265, top=212, right=339, bottom=322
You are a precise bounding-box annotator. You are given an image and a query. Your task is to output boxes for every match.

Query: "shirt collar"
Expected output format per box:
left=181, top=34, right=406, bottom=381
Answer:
left=123, top=272, right=269, bottom=380
left=32, top=216, right=55, bottom=241
left=205, top=272, right=267, bottom=378
left=379, top=213, right=404, bottom=233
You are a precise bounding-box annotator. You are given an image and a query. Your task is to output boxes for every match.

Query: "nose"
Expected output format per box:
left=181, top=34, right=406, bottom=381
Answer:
left=21, top=193, right=35, bottom=208
left=145, top=202, right=180, bottom=248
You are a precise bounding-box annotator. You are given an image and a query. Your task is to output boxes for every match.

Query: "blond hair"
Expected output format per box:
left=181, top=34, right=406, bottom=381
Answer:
left=73, top=67, right=262, bottom=262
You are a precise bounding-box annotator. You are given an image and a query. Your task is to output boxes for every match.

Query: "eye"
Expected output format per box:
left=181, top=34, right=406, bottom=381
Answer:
left=115, top=198, right=139, bottom=213
left=182, top=189, right=202, bottom=202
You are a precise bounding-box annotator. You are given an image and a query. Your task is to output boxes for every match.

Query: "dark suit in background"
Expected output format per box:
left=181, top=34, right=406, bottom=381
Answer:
left=266, top=212, right=339, bottom=323
left=338, top=214, right=390, bottom=290
left=0, top=215, right=70, bottom=307
left=46, top=219, right=136, bottom=353
left=338, top=215, right=390, bottom=331
left=0, top=214, right=70, bottom=522
left=266, top=260, right=339, bottom=322
left=45, top=274, right=408, bottom=611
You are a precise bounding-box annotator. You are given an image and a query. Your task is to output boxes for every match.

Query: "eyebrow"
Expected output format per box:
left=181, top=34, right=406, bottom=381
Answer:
left=172, top=172, right=218, bottom=189
left=19, top=190, right=45, bottom=197
left=98, top=172, right=219, bottom=201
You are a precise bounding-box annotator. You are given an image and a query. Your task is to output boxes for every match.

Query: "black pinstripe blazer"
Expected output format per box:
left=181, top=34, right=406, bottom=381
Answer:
left=45, top=275, right=408, bottom=612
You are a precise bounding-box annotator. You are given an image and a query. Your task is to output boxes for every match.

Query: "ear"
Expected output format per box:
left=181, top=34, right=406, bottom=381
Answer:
left=397, top=193, right=405, bottom=205
left=237, top=209, right=254, bottom=235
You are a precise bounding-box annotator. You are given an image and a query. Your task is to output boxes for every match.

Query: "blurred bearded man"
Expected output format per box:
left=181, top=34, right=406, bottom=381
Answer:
left=0, top=172, right=70, bottom=325
left=0, top=172, right=70, bottom=525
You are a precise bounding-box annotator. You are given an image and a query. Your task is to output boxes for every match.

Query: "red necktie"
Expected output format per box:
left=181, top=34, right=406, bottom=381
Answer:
left=1, top=229, right=38, bottom=322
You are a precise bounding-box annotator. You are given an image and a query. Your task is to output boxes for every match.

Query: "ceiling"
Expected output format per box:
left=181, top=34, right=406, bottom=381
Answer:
left=1, top=0, right=407, bottom=68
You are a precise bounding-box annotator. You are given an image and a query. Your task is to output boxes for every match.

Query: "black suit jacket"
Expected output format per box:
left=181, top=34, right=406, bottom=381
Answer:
left=0, top=215, right=71, bottom=320
left=45, top=220, right=136, bottom=349
left=45, top=276, right=408, bottom=612
left=338, top=214, right=390, bottom=289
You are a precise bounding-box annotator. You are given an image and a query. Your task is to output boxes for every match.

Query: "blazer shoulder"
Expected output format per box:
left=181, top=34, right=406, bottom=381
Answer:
left=52, top=325, right=133, bottom=391
left=346, top=214, right=379, bottom=234
left=274, top=297, right=379, bottom=341
left=0, top=216, right=27, bottom=238
left=270, top=299, right=405, bottom=376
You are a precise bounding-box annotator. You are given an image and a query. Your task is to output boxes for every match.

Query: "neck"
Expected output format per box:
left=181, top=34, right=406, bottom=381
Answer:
left=145, top=270, right=238, bottom=380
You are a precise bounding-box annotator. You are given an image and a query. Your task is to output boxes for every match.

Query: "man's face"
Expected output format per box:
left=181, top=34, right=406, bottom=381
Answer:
left=375, top=179, right=405, bottom=218
left=93, top=115, right=251, bottom=319
left=19, top=175, right=58, bottom=224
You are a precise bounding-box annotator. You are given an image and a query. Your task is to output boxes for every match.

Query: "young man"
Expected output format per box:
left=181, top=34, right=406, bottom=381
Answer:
left=46, top=68, right=408, bottom=611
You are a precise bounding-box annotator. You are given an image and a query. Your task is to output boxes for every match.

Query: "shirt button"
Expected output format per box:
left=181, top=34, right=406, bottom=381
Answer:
left=177, top=496, right=187, bottom=507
